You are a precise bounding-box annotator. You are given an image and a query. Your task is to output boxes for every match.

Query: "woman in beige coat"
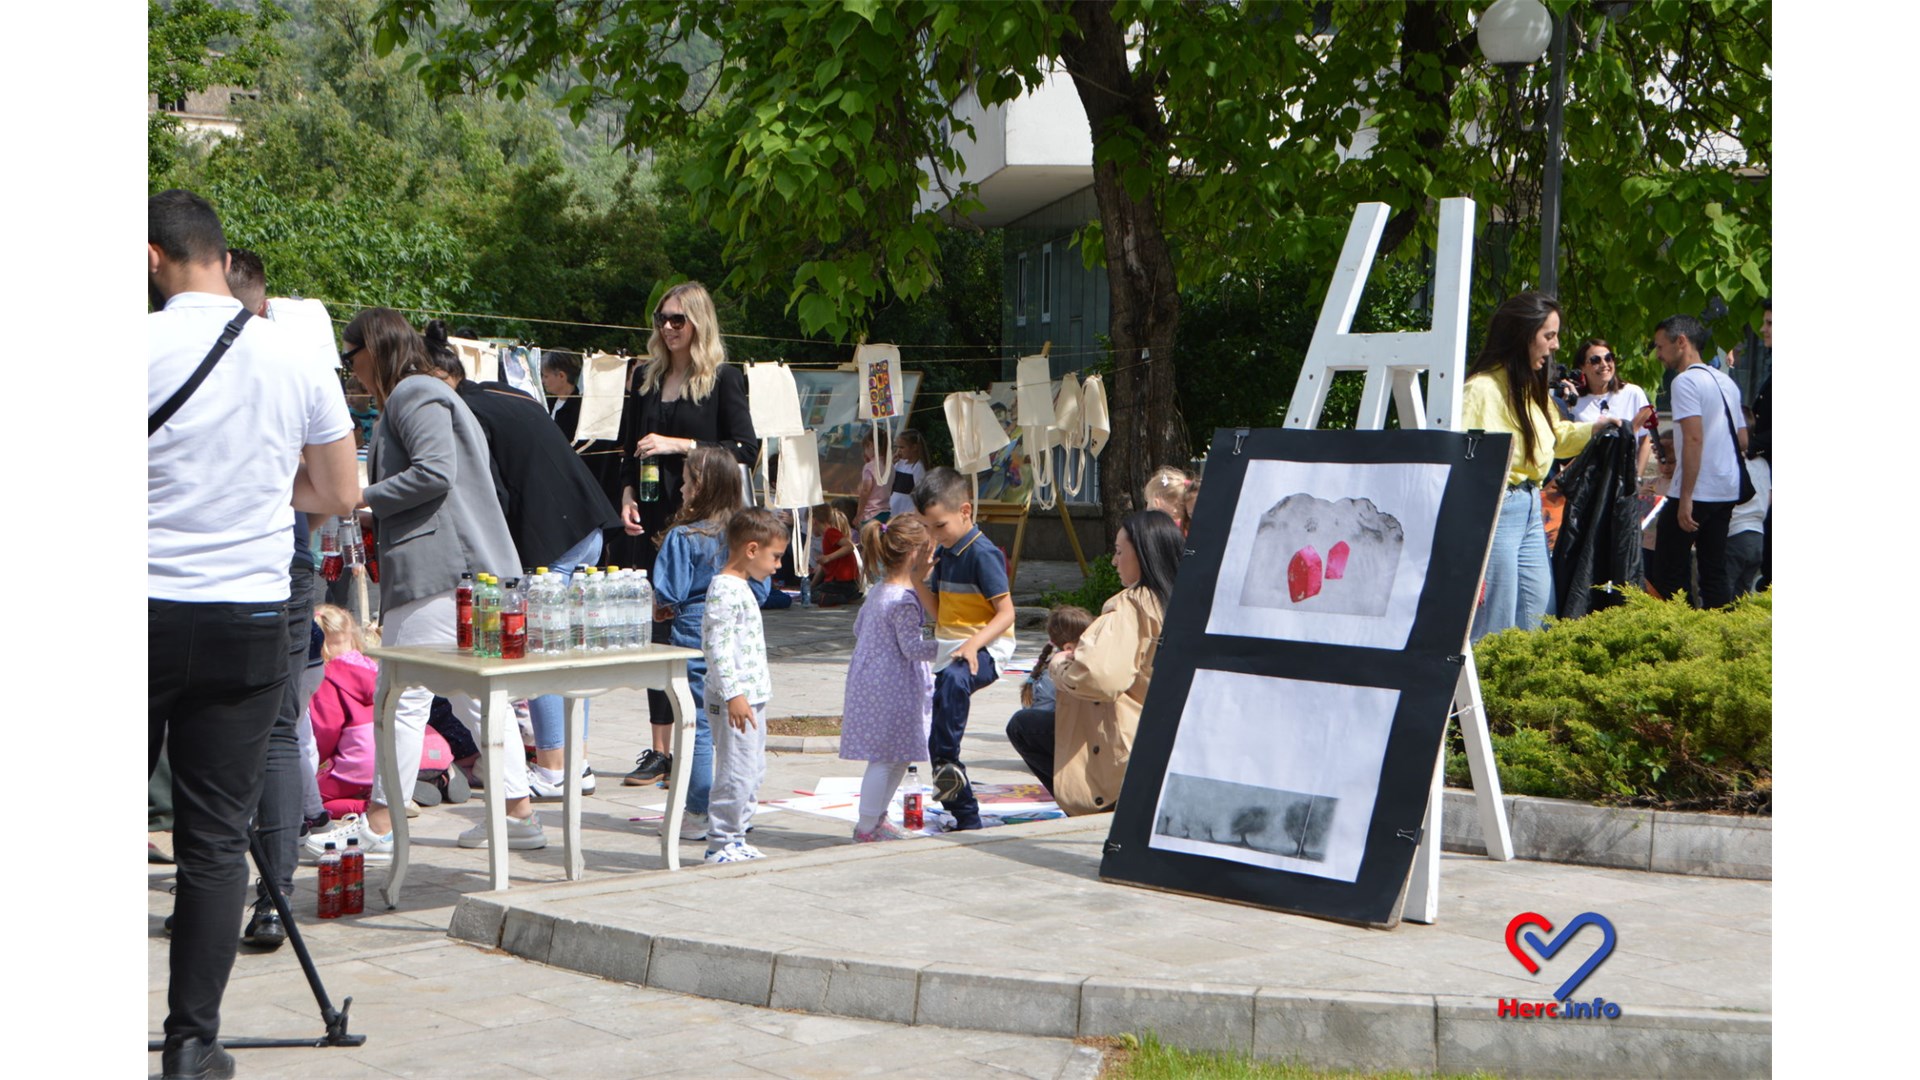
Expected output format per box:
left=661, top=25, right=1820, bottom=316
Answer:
left=1023, top=510, right=1185, bottom=815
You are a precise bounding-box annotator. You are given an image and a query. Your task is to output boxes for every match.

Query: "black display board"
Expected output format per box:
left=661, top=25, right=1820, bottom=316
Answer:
left=1099, top=427, right=1509, bottom=928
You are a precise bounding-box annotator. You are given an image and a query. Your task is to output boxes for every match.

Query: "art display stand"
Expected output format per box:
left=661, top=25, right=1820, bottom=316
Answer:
left=1281, top=197, right=1514, bottom=924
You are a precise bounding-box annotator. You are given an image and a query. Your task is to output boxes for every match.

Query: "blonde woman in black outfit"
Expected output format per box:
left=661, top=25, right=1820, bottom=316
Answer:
left=615, top=281, right=760, bottom=784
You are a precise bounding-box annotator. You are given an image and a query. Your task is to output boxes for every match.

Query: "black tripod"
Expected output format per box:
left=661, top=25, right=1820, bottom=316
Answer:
left=150, top=827, right=366, bottom=1052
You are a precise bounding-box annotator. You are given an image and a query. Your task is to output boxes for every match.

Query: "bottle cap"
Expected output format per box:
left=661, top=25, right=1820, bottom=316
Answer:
left=347, top=837, right=359, bottom=847
left=325, top=841, right=337, bottom=850
left=536, top=567, right=549, bottom=575
left=608, top=565, right=620, bottom=572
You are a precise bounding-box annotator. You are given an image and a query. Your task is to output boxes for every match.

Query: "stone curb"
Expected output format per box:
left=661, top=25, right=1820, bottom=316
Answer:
left=1440, top=788, right=1770, bottom=880
left=765, top=734, right=840, bottom=753
left=448, top=815, right=1770, bottom=1078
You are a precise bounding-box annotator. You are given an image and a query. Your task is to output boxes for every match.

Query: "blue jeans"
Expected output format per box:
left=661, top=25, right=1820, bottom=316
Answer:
left=929, top=653, right=999, bottom=828
left=1472, top=485, right=1554, bottom=642
left=529, top=531, right=603, bottom=753
left=676, top=609, right=717, bottom=815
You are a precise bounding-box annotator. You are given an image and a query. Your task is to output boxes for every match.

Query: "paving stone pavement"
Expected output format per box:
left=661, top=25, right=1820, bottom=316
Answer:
left=148, top=564, right=1097, bottom=1079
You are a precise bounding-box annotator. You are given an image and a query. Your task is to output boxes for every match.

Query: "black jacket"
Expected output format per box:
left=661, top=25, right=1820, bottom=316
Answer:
left=456, top=380, right=621, bottom=568
left=1551, top=427, right=1645, bottom=619
left=616, top=361, right=759, bottom=537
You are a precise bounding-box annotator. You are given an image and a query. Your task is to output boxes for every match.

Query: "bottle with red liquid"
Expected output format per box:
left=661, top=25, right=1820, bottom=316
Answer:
left=362, top=517, right=379, bottom=583
left=341, top=838, right=365, bottom=915
left=320, top=521, right=343, bottom=582
left=317, top=842, right=342, bottom=919
left=500, top=577, right=528, bottom=659
left=902, top=765, right=924, bottom=831
left=455, top=572, right=476, bottom=651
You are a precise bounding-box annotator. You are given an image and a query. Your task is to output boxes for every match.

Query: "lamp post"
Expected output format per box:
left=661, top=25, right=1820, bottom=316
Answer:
left=1479, top=0, right=1569, bottom=298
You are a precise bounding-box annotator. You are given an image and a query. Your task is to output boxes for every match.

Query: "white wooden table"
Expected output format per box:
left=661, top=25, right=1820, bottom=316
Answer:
left=364, top=642, right=701, bottom=908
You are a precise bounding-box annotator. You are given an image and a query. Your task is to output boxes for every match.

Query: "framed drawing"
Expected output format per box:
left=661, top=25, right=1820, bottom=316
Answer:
left=791, top=369, right=923, bottom=495
left=1099, top=426, right=1509, bottom=927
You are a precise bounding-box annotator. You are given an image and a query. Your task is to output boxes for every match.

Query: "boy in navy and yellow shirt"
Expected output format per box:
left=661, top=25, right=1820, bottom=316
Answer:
left=911, top=467, right=1017, bottom=830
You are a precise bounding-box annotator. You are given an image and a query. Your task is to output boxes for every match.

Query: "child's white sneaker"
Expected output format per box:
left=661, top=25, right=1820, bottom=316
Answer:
left=704, top=841, right=764, bottom=864
left=853, top=819, right=909, bottom=843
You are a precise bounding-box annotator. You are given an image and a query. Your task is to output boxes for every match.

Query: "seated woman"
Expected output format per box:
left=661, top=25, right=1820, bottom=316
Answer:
left=1007, top=510, right=1184, bottom=815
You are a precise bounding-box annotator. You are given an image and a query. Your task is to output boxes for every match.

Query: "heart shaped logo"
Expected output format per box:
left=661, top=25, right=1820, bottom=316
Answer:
left=1505, top=911, right=1616, bottom=1001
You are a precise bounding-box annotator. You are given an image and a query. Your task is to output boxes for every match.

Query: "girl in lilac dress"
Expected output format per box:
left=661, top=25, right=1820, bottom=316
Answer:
left=839, top=513, right=939, bottom=841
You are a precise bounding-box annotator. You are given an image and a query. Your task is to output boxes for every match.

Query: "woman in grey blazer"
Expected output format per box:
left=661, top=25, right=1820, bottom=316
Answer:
left=313, top=308, right=545, bottom=860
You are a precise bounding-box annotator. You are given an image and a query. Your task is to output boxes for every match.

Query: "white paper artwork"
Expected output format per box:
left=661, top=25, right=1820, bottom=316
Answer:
left=1149, top=669, right=1400, bottom=882
left=1206, top=458, right=1450, bottom=650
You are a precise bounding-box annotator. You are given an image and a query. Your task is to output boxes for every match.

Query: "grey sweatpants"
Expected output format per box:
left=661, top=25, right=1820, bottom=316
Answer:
left=706, top=699, right=768, bottom=852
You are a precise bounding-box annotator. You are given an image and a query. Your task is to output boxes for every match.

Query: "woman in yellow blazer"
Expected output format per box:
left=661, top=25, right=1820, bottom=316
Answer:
left=1043, top=510, right=1185, bottom=815
left=1460, top=292, right=1621, bottom=640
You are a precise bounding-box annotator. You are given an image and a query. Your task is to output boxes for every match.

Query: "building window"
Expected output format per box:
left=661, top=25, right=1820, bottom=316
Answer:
left=1016, top=253, right=1028, bottom=327
left=1040, top=243, right=1053, bottom=325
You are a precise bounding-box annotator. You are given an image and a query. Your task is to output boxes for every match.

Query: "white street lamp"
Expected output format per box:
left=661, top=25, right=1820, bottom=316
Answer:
left=1478, top=0, right=1554, bottom=67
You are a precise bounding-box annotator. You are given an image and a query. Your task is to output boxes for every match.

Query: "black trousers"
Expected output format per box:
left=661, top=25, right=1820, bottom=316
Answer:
left=256, top=559, right=317, bottom=898
left=1005, top=708, right=1057, bottom=796
left=1651, top=498, right=1736, bottom=609
left=150, top=596, right=288, bottom=1043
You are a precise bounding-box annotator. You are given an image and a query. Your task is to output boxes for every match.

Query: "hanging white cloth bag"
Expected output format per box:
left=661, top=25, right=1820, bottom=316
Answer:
left=771, top=430, right=825, bottom=575
left=746, top=361, right=807, bottom=505
left=1016, top=354, right=1059, bottom=508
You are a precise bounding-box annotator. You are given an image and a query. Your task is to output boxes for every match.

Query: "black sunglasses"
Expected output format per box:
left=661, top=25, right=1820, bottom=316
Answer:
left=1584, top=352, right=1615, bottom=365
left=654, top=312, right=689, bottom=331
left=340, top=344, right=365, bottom=364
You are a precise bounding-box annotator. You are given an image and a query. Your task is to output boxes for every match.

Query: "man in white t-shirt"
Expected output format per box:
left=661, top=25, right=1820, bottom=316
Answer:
left=149, top=189, right=359, bottom=1078
left=1649, top=313, right=1748, bottom=609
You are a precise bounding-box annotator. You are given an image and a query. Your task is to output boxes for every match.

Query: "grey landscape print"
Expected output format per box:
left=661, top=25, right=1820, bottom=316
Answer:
left=1155, top=774, right=1339, bottom=862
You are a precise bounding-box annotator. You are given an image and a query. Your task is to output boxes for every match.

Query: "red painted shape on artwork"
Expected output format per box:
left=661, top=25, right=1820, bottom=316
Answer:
left=1326, top=540, right=1351, bottom=580
left=1288, top=545, right=1324, bottom=602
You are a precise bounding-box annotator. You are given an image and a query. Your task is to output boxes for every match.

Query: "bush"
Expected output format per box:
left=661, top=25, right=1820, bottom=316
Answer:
left=1449, top=589, right=1771, bottom=812
left=1037, top=554, right=1123, bottom=612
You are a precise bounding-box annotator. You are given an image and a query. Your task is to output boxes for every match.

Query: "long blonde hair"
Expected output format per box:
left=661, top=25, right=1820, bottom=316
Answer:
left=314, top=603, right=371, bottom=660
left=636, top=281, right=727, bottom=403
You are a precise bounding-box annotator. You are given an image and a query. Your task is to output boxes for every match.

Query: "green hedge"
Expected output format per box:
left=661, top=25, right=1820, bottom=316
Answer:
left=1449, top=589, right=1771, bottom=811
left=1036, top=553, right=1124, bottom=613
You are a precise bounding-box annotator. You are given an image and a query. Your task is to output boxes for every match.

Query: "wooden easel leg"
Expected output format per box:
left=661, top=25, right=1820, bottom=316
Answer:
left=1456, top=651, right=1514, bottom=860
left=1008, top=509, right=1029, bottom=590
left=1058, top=498, right=1090, bottom=576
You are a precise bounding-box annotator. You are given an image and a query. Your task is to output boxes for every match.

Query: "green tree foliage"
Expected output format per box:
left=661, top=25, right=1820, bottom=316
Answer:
left=371, top=0, right=1767, bottom=538
left=1453, top=589, right=1771, bottom=810
left=149, top=0, right=287, bottom=179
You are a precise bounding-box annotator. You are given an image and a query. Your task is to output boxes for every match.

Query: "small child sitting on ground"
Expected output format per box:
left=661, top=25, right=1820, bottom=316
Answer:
left=702, top=507, right=788, bottom=864
left=839, top=513, right=939, bottom=841
left=809, top=501, right=860, bottom=607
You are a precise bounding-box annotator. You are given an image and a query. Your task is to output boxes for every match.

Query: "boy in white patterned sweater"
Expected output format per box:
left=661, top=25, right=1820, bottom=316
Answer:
left=701, top=508, right=788, bottom=863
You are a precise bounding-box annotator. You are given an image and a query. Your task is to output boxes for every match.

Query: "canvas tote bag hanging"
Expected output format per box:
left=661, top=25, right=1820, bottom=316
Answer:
left=574, top=352, right=628, bottom=444
left=855, top=342, right=905, bottom=484
left=1075, top=373, right=1110, bottom=496
left=1052, top=373, right=1090, bottom=498
left=770, top=430, right=824, bottom=575
left=1016, top=353, right=1060, bottom=509
left=944, top=390, right=1011, bottom=504
left=747, top=361, right=807, bottom=506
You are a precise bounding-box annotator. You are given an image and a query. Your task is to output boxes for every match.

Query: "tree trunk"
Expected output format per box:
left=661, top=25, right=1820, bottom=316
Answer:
left=1059, top=1, right=1188, bottom=547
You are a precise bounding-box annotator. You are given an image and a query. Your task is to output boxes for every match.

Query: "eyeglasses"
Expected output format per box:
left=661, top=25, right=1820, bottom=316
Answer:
left=654, top=312, right=689, bottom=331
left=1584, top=352, right=1615, bottom=365
left=339, top=344, right=365, bottom=364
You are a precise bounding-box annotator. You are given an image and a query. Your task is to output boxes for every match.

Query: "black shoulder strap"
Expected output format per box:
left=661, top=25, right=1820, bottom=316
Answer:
left=150, top=308, right=253, bottom=436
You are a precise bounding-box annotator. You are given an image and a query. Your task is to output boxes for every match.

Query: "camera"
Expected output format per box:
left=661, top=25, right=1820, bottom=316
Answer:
left=1550, top=362, right=1579, bottom=411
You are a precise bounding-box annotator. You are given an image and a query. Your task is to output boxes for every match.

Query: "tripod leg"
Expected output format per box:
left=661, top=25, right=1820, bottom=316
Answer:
left=244, top=828, right=366, bottom=1048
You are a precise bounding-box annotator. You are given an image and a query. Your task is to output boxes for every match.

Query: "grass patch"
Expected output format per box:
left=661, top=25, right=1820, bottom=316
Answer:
left=767, top=715, right=841, bottom=737
left=1094, top=1033, right=1496, bottom=1079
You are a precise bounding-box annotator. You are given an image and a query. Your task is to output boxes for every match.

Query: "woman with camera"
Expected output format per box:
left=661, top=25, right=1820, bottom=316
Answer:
left=1461, top=293, right=1623, bottom=641
left=1569, top=337, right=1654, bottom=479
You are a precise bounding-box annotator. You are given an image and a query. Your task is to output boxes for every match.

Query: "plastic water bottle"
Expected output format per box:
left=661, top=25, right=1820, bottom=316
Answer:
left=341, top=837, right=364, bottom=915
left=317, top=843, right=342, bottom=919
left=569, top=570, right=590, bottom=653
left=526, top=570, right=547, bottom=656
left=902, top=766, right=924, bottom=830
left=585, top=569, right=608, bottom=653
left=620, top=568, right=642, bottom=648
left=501, top=577, right=528, bottom=659
left=456, top=571, right=475, bottom=651
left=604, top=567, right=625, bottom=650
left=635, top=570, right=654, bottom=647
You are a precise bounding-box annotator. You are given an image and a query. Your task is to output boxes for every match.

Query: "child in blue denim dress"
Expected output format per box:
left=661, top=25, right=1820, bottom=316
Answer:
left=650, top=447, right=768, bottom=842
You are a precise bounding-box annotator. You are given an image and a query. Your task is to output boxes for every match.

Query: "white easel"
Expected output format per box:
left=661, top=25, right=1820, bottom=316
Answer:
left=1282, top=197, right=1515, bottom=925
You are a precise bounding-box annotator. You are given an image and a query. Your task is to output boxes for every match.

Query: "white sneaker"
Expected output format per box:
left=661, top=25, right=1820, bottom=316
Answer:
left=303, top=814, right=394, bottom=864
left=704, top=841, right=764, bottom=864
left=457, top=812, right=548, bottom=850
left=527, top=765, right=598, bottom=801
left=678, top=811, right=710, bottom=841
